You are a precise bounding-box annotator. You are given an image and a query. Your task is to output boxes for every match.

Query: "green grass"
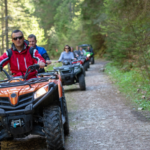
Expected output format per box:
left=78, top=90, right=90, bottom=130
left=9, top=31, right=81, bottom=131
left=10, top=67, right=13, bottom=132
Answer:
left=45, top=62, right=62, bottom=71
left=105, top=63, right=150, bottom=111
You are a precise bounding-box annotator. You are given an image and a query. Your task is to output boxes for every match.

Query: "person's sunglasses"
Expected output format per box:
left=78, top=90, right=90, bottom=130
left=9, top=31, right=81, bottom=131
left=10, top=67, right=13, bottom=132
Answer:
left=13, top=36, right=23, bottom=41
left=65, top=48, right=69, bottom=49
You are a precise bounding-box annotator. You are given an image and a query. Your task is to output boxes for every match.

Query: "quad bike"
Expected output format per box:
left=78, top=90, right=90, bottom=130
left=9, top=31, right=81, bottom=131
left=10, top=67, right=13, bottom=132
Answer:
left=85, top=52, right=94, bottom=64
left=71, top=59, right=86, bottom=76
left=72, top=56, right=90, bottom=71
left=78, top=44, right=95, bottom=64
left=54, top=59, right=86, bottom=91
left=79, top=55, right=90, bottom=70
left=0, top=64, right=69, bottom=150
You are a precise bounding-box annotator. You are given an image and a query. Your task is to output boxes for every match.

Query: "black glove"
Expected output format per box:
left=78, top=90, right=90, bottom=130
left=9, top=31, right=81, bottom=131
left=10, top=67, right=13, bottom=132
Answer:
left=0, top=65, right=3, bottom=72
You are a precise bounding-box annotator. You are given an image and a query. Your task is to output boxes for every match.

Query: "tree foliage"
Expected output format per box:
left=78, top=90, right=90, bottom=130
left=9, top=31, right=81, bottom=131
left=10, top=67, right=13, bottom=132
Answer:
left=2, top=0, right=150, bottom=80
left=0, top=0, right=46, bottom=54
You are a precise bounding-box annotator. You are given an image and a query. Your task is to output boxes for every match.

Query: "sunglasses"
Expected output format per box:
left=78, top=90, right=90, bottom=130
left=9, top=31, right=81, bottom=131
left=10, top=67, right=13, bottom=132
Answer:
left=13, top=36, right=23, bottom=41
left=65, top=48, right=69, bottom=49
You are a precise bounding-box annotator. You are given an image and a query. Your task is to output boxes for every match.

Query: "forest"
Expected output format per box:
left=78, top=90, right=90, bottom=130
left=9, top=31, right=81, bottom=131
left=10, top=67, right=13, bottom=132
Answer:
left=1, top=0, right=150, bottom=149
left=1, top=0, right=150, bottom=76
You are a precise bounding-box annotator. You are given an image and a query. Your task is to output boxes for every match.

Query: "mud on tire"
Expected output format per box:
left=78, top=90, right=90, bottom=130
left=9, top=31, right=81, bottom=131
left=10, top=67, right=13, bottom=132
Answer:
left=43, top=106, right=65, bottom=150
left=78, top=73, right=86, bottom=91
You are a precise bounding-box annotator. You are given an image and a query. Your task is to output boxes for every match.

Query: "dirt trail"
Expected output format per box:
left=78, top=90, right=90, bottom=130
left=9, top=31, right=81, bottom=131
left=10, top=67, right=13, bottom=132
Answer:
left=2, top=60, right=150, bottom=150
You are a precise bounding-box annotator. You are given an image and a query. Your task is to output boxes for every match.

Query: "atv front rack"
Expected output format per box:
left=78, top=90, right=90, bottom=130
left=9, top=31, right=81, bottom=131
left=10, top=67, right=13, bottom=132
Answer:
left=38, top=70, right=58, bottom=77
left=0, top=75, right=57, bottom=88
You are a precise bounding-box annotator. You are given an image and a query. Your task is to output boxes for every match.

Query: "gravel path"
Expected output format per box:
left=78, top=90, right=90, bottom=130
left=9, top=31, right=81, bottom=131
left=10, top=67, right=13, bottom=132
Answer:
left=2, top=60, right=150, bottom=150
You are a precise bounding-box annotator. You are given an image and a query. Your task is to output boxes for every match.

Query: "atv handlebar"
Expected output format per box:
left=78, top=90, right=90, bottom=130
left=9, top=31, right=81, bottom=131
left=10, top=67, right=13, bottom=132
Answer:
left=26, top=64, right=47, bottom=72
left=24, top=64, right=48, bottom=80
left=24, top=64, right=40, bottom=80
left=0, top=64, right=48, bottom=81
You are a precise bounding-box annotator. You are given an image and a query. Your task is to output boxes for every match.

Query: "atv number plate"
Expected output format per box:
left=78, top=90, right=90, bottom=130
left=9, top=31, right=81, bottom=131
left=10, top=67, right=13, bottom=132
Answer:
left=11, top=119, right=24, bottom=128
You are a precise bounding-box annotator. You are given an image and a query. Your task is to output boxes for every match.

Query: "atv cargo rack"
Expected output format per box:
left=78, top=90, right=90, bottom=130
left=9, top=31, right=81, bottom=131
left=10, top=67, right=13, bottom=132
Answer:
left=0, top=70, right=58, bottom=88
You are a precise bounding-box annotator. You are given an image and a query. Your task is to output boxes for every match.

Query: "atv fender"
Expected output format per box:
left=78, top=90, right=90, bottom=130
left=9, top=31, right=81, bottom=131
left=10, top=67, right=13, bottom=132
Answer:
left=33, top=82, right=57, bottom=108
left=57, top=80, right=63, bottom=98
left=57, top=80, right=65, bottom=118
left=58, top=74, right=62, bottom=83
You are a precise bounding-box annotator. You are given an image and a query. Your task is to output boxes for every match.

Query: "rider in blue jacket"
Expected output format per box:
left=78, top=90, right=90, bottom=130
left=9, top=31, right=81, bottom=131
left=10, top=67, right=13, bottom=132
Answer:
left=28, top=34, right=51, bottom=73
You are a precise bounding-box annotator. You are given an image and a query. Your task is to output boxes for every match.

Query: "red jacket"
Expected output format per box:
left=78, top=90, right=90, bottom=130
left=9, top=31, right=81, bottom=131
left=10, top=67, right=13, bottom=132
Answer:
left=0, top=42, right=46, bottom=79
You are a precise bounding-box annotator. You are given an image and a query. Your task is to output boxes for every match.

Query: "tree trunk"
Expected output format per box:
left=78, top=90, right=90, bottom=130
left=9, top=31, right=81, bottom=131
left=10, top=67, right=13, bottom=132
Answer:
left=5, top=0, right=8, bottom=51
left=69, top=2, right=72, bottom=22
left=2, top=0, right=4, bottom=54
left=5, top=0, right=10, bottom=73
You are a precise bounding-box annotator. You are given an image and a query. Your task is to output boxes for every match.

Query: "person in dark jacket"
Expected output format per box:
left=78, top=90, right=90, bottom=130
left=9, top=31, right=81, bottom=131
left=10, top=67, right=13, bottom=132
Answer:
left=0, top=30, right=45, bottom=79
left=74, top=46, right=80, bottom=56
left=87, top=46, right=94, bottom=54
left=71, top=47, right=78, bottom=58
left=28, top=34, right=51, bottom=73
left=79, top=47, right=86, bottom=56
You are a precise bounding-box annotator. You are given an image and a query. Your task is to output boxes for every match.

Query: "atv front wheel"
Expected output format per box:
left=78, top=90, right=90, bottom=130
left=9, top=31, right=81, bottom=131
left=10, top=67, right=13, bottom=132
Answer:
left=91, top=57, right=94, bottom=64
left=87, top=61, right=90, bottom=69
left=83, top=68, right=86, bottom=76
left=83, top=63, right=88, bottom=71
left=43, top=106, right=65, bottom=150
left=78, top=73, right=86, bottom=90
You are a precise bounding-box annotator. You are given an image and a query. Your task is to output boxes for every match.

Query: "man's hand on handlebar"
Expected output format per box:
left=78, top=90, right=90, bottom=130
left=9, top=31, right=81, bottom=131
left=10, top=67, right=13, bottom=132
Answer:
left=46, top=60, right=51, bottom=65
left=38, top=61, right=45, bottom=68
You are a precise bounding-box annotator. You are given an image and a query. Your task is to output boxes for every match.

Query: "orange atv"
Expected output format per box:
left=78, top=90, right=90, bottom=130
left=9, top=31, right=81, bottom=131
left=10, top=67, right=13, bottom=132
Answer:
left=0, top=64, right=69, bottom=150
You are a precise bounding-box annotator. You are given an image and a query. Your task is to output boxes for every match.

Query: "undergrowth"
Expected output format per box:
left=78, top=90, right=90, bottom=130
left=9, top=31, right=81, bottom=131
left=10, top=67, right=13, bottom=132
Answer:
left=45, top=61, right=62, bottom=71
left=105, top=63, right=150, bottom=111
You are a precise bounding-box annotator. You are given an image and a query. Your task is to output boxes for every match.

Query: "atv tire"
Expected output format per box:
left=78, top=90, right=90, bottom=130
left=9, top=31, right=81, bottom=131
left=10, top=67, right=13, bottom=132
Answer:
left=87, top=61, right=90, bottom=68
left=78, top=73, right=86, bottom=91
left=83, top=63, right=87, bottom=71
left=43, top=106, right=65, bottom=150
left=63, top=90, right=70, bottom=135
left=91, top=57, right=94, bottom=64
left=85, top=62, right=88, bottom=71
left=83, top=68, right=86, bottom=76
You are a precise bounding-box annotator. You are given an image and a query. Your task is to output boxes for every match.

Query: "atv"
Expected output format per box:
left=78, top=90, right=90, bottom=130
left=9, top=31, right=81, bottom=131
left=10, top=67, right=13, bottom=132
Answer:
left=78, top=44, right=95, bottom=64
left=0, top=64, right=69, bottom=150
left=72, top=55, right=90, bottom=71
left=78, top=55, right=90, bottom=71
left=54, top=59, right=86, bottom=91
left=85, top=51, right=94, bottom=64
left=71, top=59, right=85, bottom=76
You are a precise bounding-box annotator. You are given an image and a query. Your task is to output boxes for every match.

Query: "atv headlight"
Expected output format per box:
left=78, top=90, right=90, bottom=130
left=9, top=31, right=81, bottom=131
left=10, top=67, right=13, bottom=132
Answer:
left=34, top=85, right=49, bottom=99
left=87, top=54, right=90, bottom=57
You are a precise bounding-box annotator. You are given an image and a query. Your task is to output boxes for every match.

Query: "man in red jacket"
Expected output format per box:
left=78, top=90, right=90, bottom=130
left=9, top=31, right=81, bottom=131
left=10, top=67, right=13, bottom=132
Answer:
left=0, top=30, right=46, bottom=79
